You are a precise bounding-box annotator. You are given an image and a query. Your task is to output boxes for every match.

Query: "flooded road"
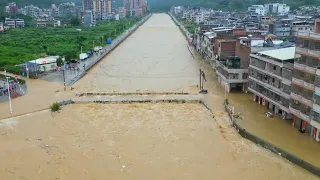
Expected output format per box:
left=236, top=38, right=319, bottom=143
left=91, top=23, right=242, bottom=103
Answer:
left=0, top=103, right=319, bottom=179
left=0, top=13, right=319, bottom=179
left=193, top=51, right=320, bottom=167
left=75, top=14, right=199, bottom=93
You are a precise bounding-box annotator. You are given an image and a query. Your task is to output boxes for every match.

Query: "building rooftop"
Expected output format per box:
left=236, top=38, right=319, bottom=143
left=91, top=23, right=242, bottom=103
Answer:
left=258, top=47, right=296, bottom=61
left=28, top=56, right=59, bottom=65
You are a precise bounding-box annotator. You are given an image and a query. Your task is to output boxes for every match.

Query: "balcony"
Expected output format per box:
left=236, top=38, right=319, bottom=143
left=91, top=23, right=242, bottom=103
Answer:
left=249, top=76, right=290, bottom=99
left=249, top=65, right=291, bottom=85
left=217, top=61, right=248, bottom=74
left=290, top=92, right=313, bottom=107
left=296, top=47, right=320, bottom=58
left=250, top=54, right=282, bottom=67
left=292, top=77, right=304, bottom=86
left=304, top=81, right=315, bottom=90
left=297, top=31, right=320, bottom=40
left=292, top=77, right=315, bottom=91
left=310, top=110, right=320, bottom=124
left=313, top=103, right=320, bottom=114
left=216, top=71, right=247, bottom=84
left=300, top=112, right=311, bottom=121
left=248, top=87, right=290, bottom=113
left=289, top=106, right=311, bottom=123
left=293, top=62, right=306, bottom=71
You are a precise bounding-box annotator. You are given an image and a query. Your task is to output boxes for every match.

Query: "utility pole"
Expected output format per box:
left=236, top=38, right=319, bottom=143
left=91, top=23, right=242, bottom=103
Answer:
left=25, top=63, right=29, bottom=79
left=224, top=82, right=227, bottom=100
left=62, top=68, right=66, bottom=91
left=81, top=46, right=83, bottom=54
left=6, top=77, right=12, bottom=114
left=199, top=69, right=202, bottom=90
left=93, top=40, right=95, bottom=50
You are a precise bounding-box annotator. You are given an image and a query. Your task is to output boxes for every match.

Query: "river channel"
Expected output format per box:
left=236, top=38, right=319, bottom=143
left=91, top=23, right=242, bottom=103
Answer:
left=0, top=13, right=319, bottom=179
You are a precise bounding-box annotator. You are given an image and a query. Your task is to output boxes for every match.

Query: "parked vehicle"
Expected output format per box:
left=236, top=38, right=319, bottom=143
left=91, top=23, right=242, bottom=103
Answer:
left=80, top=53, right=88, bottom=60
left=86, top=50, right=93, bottom=57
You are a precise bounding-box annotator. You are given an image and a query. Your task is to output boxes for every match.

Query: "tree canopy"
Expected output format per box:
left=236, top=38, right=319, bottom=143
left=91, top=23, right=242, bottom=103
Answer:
left=148, top=0, right=320, bottom=11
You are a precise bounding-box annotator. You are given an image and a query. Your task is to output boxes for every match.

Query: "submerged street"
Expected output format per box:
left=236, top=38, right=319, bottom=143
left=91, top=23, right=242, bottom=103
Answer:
left=0, top=14, right=319, bottom=179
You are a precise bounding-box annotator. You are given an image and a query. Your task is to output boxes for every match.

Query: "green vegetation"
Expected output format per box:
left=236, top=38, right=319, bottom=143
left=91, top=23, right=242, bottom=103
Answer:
left=149, top=0, right=320, bottom=11
left=0, top=18, right=139, bottom=72
left=0, top=0, right=64, bottom=8
left=56, top=57, right=64, bottom=67
left=179, top=19, right=197, bottom=34
left=50, top=102, right=61, bottom=112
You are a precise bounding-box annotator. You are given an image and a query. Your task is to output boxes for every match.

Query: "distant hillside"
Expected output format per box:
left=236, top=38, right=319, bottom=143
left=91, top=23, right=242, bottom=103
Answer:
left=148, top=0, right=320, bottom=11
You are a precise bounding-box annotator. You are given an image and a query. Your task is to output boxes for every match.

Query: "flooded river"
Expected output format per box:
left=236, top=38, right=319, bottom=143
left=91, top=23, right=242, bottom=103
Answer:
left=0, top=13, right=319, bottom=179
left=0, top=103, right=318, bottom=179
left=75, top=14, right=199, bottom=93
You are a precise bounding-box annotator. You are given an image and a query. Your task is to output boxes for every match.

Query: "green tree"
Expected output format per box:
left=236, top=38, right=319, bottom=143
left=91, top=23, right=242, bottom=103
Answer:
left=65, top=51, right=77, bottom=62
left=56, top=57, right=64, bottom=67
left=70, top=17, right=80, bottom=26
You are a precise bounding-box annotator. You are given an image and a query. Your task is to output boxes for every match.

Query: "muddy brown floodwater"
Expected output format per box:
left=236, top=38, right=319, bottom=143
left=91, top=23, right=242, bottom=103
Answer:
left=75, top=14, right=199, bottom=93
left=0, top=13, right=319, bottom=179
left=0, top=103, right=318, bottom=179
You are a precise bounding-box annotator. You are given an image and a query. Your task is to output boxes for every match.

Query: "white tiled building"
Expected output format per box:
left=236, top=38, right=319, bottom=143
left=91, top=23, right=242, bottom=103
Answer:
left=264, top=3, right=290, bottom=15
left=248, top=5, right=265, bottom=16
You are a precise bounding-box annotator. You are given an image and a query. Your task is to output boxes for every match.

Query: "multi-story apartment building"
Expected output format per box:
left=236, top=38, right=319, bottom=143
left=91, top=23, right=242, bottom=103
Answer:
left=15, top=19, right=25, bottom=28
left=83, top=0, right=112, bottom=19
left=248, top=5, right=265, bottom=16
left=216, top=56, right=248, bottom=92
left=248, top=47, right=295, bottom=120
left=201, top=32, right=215, bottom=63
left=83, top=10, right=96, bottom=27
left=269, top=21, right=291, bottom=39
left=118, top=7, right=126, bottom=19
left=264, top=3, right=290, bottom=15
left=0, top=22, right=4, bottom=32
left=59, top=2, right=77, bottom=17
left=23, top=5, right=41, bottom=18
left=291, top=21, right=313, bottom=37
left=124, top=0, right=147, bottom=17
left=4, top=18, right=16, bottom=28
left=6, top=2, right=18, bottom=16
left=291, top=19, right=320, bottom=141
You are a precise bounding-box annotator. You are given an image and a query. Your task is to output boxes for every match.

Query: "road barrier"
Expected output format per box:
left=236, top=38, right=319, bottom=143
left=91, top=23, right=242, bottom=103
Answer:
left=67, top=14, right=152, bottom=86
left=224, top=101, right=320, bottom=177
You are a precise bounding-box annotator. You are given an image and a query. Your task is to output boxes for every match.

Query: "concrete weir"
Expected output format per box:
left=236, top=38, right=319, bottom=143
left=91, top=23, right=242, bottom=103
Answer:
left=71, top=94, right=202, bottom=104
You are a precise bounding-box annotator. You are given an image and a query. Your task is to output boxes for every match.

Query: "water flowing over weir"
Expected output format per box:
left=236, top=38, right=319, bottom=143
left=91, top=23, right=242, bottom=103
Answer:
left=0, top=14, right=319, bottom=179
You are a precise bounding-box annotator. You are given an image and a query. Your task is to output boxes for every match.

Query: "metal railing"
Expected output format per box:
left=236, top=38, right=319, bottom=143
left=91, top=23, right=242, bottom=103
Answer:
left=298, top=31, right=320, bottom=39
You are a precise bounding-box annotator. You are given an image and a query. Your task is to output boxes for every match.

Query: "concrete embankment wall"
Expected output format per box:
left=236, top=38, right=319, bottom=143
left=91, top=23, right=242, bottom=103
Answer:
left=224, top=102, right=320, bottom=176
left=67, top=14, right=152, bottom=86
left=168, top=13, right=195, bottom=58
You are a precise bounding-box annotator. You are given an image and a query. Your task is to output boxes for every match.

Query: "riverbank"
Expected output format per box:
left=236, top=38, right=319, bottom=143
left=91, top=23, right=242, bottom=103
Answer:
left=170, top=13, right=320, bottom=175
left=68, top=14, right=152, bottom=86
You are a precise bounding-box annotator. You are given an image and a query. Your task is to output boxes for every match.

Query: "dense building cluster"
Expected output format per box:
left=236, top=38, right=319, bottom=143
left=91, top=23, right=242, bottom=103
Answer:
left=0, top=0, right=148, bottom=30
left=171, top=6, right=320, bottom=142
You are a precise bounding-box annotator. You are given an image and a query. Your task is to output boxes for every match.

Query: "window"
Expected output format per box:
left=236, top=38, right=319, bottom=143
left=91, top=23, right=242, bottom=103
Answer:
left=242, top=73, right=248, bottom=79
left=273, top=65, right=276, bottom=70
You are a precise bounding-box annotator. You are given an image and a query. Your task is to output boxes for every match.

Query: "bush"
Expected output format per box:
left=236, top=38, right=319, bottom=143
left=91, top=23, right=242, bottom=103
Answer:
left=50, top=102, right=61, bottom=112
left=225, top=99, right=229, bottom=105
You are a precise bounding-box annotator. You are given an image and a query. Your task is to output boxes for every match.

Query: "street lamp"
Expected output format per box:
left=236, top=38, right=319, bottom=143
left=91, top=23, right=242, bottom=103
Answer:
left=6, top=77, right=12, bottom=114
